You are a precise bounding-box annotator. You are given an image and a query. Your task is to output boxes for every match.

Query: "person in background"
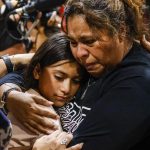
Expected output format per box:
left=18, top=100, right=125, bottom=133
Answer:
left=0, top=0, right=26, bottom=55
left=0, top=0, right=64, bottom=55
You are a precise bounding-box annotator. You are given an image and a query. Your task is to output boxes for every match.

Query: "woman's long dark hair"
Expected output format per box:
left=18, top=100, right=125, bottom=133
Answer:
left=25, top=32, right=88, bottom=89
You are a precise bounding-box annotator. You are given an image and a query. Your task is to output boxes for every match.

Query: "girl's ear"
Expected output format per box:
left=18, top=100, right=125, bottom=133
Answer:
left=33, top=63, right=41, bottom=80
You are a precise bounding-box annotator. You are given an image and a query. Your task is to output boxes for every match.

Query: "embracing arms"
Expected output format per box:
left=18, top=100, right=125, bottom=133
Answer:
left=0, top=53, right=34, bottom=78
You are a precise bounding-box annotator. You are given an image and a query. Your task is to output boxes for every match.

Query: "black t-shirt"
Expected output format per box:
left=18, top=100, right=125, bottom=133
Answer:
left=69, top=42, right=150, bottom=150
left=56, top=76, right=101, bottom=133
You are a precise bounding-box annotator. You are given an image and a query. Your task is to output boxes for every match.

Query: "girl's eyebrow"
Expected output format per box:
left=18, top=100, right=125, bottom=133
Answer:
left=53, top=70, right=66, bottom=75
left=50, top=60, right=72, bottom=67
left=53, top=69, right=81, bottom=78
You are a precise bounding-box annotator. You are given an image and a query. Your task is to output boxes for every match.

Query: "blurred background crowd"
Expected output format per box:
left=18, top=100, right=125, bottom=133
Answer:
left=0, top=0, right=66, bottom=55
left=0, top=0, right=149, bottom=56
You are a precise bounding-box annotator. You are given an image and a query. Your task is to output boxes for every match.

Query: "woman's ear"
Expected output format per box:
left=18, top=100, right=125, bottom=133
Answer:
left=33, top=63, right=41, bottom=80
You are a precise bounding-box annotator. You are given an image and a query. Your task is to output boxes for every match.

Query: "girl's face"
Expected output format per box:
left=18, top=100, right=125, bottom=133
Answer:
left=33, top=60, right=82, bottom=107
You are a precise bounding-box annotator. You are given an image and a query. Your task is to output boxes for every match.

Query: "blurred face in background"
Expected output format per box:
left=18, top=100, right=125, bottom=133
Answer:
left=27, top=20, right=47, bottom=53
left=27, top=11, right=61, bottom=52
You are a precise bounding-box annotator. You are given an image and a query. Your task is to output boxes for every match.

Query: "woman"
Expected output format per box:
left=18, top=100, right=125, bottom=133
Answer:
left=7, top=32, right=87, bottom=150
left=59, top=0, right=150, bottom=149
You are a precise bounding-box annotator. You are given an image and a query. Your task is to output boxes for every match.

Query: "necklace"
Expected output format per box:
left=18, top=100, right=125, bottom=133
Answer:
left=81, top=77, right=96, bottom=100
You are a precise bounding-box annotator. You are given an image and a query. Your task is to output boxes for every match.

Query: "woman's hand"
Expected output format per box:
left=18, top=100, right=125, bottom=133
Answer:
left=8, top=90, right=60, bottom=134
left=32, top=130, right=83, bottom=150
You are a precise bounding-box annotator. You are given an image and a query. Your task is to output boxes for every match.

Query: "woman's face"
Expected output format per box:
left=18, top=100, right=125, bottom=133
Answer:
left=67, top=15, right=126, bottom=77
left=34, top=60, right=82, bottom=107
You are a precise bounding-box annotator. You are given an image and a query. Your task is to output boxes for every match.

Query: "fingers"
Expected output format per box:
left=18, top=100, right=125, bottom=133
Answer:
left=32, top=95, right=59, bottom=119
left=24, top=121, right=55, bottom=134
left=11, top=93, right=59, bottom=134
left=24, top=114, right=58, bottom=134
left=24, top=122, right=40, bottom=134
left=41, top=130, right=61, bottom=140
left=48, top=130, right=61, bottom=137
left=56, top=132, right=83, bottom=150
left=24, top=120, right=50, bottom=134
left=141, top=34, right=150, bottom=51
left=32, top=130, right=62, bottom=150
left=33, top=95, right=53, bottom=106
left=57, top=132, right=73, bottom=146
left=8, top=91, right=59, bottom=134
left=32, top=130, right=83, bottom=150
left=66, top=143, right=83, bottom=150
left=35, top=104, right=59, bottom=119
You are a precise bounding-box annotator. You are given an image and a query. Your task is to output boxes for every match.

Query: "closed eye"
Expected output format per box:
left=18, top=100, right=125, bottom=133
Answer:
left=82, top=39, right=96, bottom=45
left=72, top=77, right=81, bottom=84
left=70, top=40, right=77, bottom=47
left=55, top=75, right=64, bottom=81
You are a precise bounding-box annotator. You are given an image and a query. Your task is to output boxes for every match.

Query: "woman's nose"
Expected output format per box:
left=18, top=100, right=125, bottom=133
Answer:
left=76, top=43, right=89, bottom=58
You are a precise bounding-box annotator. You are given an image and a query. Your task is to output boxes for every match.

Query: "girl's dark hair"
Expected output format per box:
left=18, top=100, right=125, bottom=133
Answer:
left=25, top=32, right=88, bottom=89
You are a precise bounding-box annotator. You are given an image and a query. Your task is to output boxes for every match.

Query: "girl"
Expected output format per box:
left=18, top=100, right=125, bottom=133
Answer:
left=7, top=32, right=88, bottom=150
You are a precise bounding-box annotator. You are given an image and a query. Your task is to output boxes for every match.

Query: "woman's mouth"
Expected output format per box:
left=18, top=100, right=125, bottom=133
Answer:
left=85, top=63, right=96, bottom=70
